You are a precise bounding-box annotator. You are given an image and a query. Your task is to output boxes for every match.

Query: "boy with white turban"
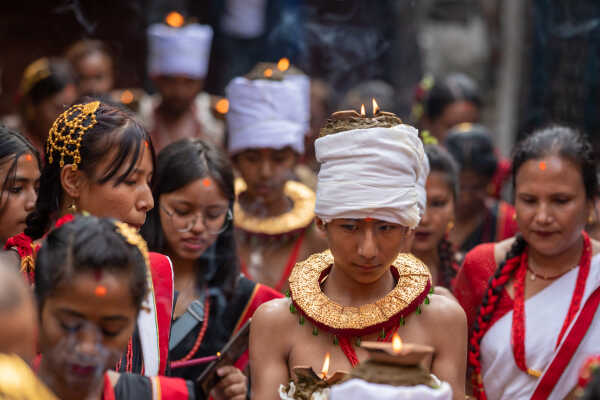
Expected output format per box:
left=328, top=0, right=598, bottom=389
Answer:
left=249, top=109, right=467, bottom=399
left=227, top=63, right=327, bottom=294
left=140, top=22, right=224, bottom=151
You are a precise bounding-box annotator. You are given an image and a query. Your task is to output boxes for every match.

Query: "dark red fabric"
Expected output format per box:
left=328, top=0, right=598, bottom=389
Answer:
left=233, top=283, right=283, bottom=370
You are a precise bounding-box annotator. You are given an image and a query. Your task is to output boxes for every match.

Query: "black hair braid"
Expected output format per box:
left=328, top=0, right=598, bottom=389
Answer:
left=25, top=164, right=61, bottom=239
left=437, top=237, right=457, bottom=289
left=468, top=235, right=527, bottom=387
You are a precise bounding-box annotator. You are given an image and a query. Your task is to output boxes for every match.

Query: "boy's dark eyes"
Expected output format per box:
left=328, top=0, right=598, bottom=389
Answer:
left=101, top=329, right=121, bottom=338
left=60, top=321, right=121, bottom=338
left=60, top=321, right=82, bottom=333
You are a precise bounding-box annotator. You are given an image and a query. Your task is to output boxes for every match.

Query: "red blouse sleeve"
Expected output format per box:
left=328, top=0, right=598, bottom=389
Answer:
left=454, top=243, right=497, bottom=329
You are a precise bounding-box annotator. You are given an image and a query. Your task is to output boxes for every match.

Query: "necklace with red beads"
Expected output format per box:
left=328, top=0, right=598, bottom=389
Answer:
left=511, top=232, right=591, bottom=378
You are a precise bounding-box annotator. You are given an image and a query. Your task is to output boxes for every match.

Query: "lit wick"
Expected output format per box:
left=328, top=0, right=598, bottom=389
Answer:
left=392, top=333, right=402, bottom=354
left=321, top=352, right=331, bottom=380
left=277, top=58, right=290, bottom=72
left=165, top=11, right=184, bottom=28
left=372, top=98, right=380, bottom=116
left=360, top=104, right=366, bottom=117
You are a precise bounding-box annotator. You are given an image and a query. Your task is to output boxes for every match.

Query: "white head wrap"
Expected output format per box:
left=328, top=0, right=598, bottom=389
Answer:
left=314, top=124, right=429, bottom=229
left=226, top=76, right=308, bottom=155
left=147, top=23, right=213, bottom=79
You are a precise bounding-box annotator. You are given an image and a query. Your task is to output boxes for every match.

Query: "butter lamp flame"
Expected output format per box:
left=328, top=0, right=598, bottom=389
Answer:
left=277, top=58, right=290, bottom=72
left=120, top=90, right=134, bottom=105
left=392, top=333, right=403, bottom=354
left=264, top=68, right=273, bottom=78
left=360, top=104, right=366, bottom=117
left=372, top=98, right=380, bottom=115
left=321, top=352, right=331, bottom=380
left=215, top=98, right=229, bottom=114
left=165, top=11, right=184, bottom=28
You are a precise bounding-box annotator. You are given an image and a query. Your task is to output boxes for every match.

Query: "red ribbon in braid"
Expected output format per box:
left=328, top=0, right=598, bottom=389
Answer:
left=469, top=249, right=523, bottom=400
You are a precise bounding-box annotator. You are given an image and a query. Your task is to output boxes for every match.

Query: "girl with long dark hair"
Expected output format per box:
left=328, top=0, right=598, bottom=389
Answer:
left=0, top=126, right=41, bottom=245
left=445, top=125, right=518, bottom=263
left=142, top=138, right=281, bottom=390
left=34, top=215, right=201, bottom=399
left=4, top=100, right=173, bottom=378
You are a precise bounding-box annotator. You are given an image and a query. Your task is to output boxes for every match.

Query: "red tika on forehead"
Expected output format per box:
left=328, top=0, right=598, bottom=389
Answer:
left=539, top=161, right=547, bottom=171
left=202, top=178, right=212, bottom=187
left=94, top=285, right=107, bottom=297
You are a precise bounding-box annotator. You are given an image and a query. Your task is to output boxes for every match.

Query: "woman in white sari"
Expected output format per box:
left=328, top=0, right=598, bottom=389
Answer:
left=455, top=125, right=600, bottom=399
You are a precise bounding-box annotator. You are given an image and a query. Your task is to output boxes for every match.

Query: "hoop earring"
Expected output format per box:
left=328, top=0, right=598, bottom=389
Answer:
left=589, top=213, right=595, bottom=225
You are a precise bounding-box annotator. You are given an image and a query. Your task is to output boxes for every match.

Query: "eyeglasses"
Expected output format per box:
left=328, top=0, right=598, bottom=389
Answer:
left=161, top=205, right=232, bottom=234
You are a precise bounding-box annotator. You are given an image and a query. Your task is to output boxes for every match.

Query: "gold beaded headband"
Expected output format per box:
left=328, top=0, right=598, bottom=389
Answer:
left=19, top=58, right=51, bottom=96
left=47, top=101, right=101, bottom=171
left=113, top=221, right=150, bottom=270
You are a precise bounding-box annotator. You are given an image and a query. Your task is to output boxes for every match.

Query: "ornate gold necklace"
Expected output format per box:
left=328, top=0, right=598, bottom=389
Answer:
left=234, top=178, right=316, bottom=236
left=288, top=250, right=432, bottom=337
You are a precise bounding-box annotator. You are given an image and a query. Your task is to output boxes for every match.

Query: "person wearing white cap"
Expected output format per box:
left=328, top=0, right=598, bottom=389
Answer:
left=139, top=21, right=224, bottom=151
left=227, top=63, right=327, bottom=295
left=248, top=109, right=467, bottom=400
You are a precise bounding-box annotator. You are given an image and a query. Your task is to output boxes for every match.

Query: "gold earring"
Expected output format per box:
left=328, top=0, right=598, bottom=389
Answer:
left=513, top=213, right=517, bottom=221
left=68, top=202, right=78, bottom=213
left=446, top=220, right=455, bottom=233
left=588, top=213, right=595, bottom=224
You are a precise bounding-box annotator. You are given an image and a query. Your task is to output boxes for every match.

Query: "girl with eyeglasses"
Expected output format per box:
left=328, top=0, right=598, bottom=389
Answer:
left=142, top=138, right=282, bottom=389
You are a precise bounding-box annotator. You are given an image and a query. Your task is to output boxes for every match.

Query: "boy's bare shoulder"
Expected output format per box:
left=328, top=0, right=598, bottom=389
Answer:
left=252, top=297, right=297, bottom=330
left=421, top=293, right=467, bottom=328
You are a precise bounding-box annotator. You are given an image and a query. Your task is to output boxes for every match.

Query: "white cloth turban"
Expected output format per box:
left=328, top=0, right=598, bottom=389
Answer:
left=147, top=23, right=213, bottom=79
left=226, top=76, right=308, bottom=155
left=314, top=124, right=429, bottom=229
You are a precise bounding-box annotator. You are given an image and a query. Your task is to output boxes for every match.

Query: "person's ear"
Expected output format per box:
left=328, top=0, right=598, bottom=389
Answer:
left=315, top=217, right=326, bottom=232
left=403, top=228, right=416, bottom=253
left=60, top=165, right=86, bottom=200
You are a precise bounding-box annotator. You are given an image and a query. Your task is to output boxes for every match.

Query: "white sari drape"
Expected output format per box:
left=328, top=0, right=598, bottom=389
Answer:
left=481, top=254, right=600, bottom=399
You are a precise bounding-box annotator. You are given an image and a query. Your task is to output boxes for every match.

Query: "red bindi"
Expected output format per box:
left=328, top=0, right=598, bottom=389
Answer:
left=202, top=178, right=212, bottom=187
left=24, top=154, right=33, bottom=162
left=365, top=217, right=373, bottom=222
left=144, top=141, right=149, bottom=148
left=94, top=285, right=107, bottom=297
left=539, top=161, right=547, bottom=171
